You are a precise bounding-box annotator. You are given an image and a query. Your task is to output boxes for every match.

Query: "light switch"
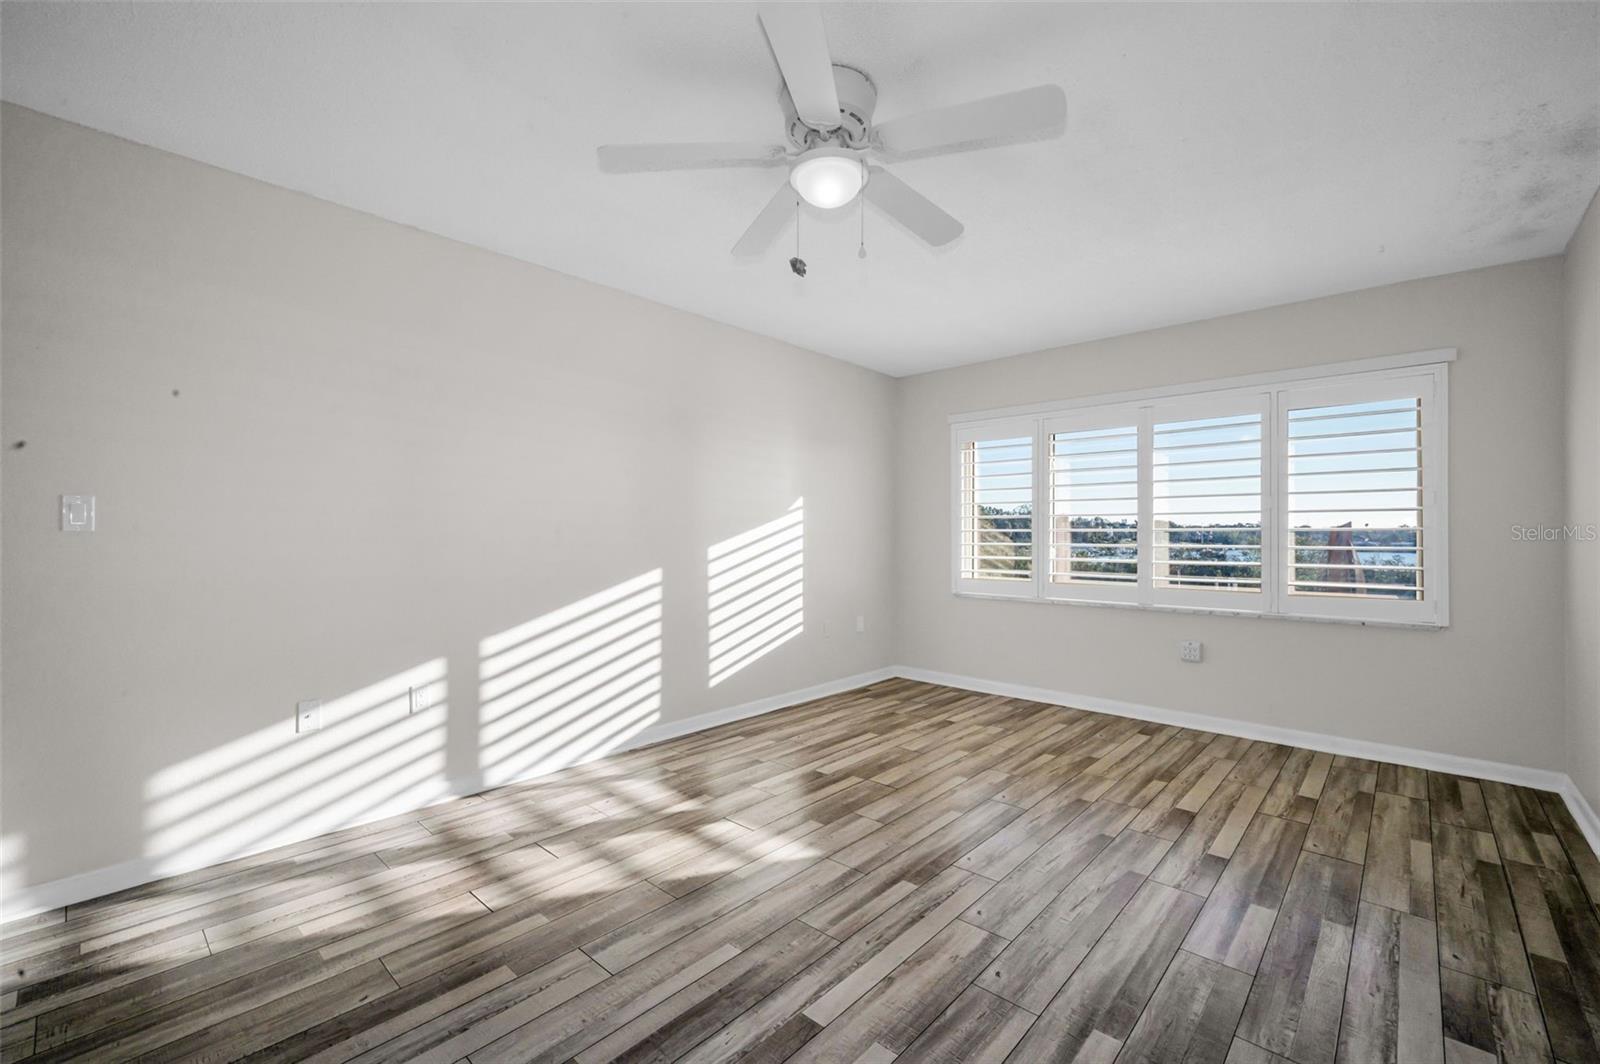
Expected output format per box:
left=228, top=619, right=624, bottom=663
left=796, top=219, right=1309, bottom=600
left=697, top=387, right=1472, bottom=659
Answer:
left=61, top=495, right=95, bottom=532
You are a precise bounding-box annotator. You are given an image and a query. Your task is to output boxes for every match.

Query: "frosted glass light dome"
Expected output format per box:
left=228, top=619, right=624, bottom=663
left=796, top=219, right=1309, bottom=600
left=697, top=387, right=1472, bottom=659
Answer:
left=789, top=150, right=863, bottom=209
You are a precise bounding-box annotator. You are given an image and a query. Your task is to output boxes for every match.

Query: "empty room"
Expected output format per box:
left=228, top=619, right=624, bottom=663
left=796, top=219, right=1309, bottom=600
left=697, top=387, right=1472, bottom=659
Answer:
left=3, top=2, right=1600, bottom=1062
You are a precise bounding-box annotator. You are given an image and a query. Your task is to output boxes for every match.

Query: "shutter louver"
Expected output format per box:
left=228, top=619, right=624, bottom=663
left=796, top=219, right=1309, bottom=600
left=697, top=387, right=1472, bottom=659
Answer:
left=951, top=358, right=1446, bottom=625
left=1152, top=412, right=1263, bottom=593
left=1286, top=398, right=1424, bottom=601
left=959, top=436, right=1033, bottom=583
left=1049, top=424, right=1138, bottom=586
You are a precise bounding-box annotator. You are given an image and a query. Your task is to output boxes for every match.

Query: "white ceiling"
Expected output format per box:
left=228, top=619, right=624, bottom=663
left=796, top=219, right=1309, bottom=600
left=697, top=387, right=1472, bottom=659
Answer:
left=4, top=3, right=1598, bottom=377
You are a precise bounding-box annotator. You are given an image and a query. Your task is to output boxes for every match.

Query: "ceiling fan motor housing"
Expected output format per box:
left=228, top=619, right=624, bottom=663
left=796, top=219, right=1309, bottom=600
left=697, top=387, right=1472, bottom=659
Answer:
left=783, top=65, right=877, bottom=150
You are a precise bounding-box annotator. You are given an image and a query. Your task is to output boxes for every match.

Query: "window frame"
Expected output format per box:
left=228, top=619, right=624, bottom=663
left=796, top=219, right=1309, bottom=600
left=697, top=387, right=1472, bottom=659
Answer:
left=1147, top=390, right=1276, bottom=614
left=952, top=416, right=1040, bottom=599
left=1040, top=403, right=1146, bottom=604
left=1274, top=369, right=1446, bottom=626
left=948, top=352, right=1451, bottom=628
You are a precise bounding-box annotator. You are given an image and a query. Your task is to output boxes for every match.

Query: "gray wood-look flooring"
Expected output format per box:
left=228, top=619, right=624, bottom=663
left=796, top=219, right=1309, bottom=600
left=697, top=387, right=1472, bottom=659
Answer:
left=4, top=678, right=1599, bottom=1063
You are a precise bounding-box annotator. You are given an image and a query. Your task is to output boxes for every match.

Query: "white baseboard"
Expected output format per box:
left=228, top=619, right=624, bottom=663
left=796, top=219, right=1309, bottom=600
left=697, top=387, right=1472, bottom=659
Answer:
left=892, top=665, right=1600, bottom=860
left=1561, top=778, right=1600, bottom=862
left=0, top=786, right=477, bottom=925
left=0, top=782, right=473, bottom=927
left=0, top=666, right=895, bottom=923
left=632, top=667, right=897, bottom=748
left=8, top=662, right=1598, bottom=922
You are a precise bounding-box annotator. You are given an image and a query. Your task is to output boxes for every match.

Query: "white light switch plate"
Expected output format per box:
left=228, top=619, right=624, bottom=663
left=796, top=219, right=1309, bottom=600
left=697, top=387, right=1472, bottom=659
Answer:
left=296, top=700, right=322, bottom=733
left=61, top=495, right=95, bottom=532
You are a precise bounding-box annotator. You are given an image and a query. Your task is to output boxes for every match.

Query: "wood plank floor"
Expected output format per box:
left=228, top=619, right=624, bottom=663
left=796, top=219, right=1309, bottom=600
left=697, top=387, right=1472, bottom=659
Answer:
left=4, top=679, right=1599, bottom=1063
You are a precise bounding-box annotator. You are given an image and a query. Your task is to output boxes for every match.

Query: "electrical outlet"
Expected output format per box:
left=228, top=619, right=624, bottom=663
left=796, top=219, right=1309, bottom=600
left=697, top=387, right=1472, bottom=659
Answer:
left=295, top=699, right=322, bottom=733
left=409, top=685, right=428, bottom=714
left=60, top=495, right=95, bottom=532
left=1179, top=640, right=1204, bottom=664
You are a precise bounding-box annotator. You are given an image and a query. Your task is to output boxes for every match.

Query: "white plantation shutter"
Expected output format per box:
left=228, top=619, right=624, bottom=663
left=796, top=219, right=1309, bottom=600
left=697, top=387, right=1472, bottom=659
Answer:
left=1276, top=371, right=1443, bottom=624
left=950, top=356, right=1448, bottom=625
left=1043, top=412, right=1140, bottom=602
left=1149, top=396, right=1270, bottom=609
left=954, top=420, right=1036, bottom=596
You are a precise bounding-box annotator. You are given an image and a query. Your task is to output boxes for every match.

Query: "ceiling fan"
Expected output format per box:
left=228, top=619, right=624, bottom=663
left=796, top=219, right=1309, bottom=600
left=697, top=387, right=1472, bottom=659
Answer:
left=596, top=6, right=1067, bottom=257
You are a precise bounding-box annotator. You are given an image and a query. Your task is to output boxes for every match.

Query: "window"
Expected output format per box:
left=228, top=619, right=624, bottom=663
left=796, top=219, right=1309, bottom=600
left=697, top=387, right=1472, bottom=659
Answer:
left=954, top=420, right=1035, bottom=597
left=1150, top=396, right=1269, bottom=610
left=1277, top=372, right=1440, bottom=625
left=950, top=354, right=1449, bottom=626
left=1045, top=413, right=1139, bottom=598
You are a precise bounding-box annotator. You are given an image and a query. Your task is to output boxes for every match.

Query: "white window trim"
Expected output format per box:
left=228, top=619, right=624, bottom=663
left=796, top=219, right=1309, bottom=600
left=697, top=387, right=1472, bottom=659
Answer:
left=1040, top=402, right=1145, bottom=604
left=1147, top=390, right=1275, bottom=614
left=948, top=350, right=1452, bottom=629
left=1274, top=369, right=1447, bottom=627
left=953, top=416, right=1039, bottom=599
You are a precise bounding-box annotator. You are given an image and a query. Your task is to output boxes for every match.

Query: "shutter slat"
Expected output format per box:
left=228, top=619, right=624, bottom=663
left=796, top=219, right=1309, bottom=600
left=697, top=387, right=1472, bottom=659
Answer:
left=1050, top=423, right=1138, bottom=586
left=961, top=434, right=1034, bottom=583
left=1153, top=409, right=1263, bottom=593
left=1282, top=395, right=1425, bottom=603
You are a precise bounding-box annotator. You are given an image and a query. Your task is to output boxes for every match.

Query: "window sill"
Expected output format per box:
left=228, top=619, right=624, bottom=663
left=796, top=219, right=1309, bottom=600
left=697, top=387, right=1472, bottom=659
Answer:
left=951, top=590, right=1446, bottom=630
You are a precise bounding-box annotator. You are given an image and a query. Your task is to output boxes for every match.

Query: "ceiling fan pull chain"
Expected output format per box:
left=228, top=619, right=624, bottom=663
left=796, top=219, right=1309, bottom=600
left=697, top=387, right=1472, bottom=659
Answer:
left=858, top=160, right=868, bottom=259
left=789, top=201, right=808, bottom=277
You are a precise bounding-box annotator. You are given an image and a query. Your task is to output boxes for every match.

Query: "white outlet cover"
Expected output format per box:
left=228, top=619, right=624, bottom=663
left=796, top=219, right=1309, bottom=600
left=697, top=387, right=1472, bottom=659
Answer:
left=60, top=494, right=95, bottom=532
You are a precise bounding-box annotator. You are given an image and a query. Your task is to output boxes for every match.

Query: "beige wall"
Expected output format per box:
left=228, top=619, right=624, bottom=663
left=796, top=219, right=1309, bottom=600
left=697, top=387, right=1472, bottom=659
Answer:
left=895, top=258, right=1570, bottom=772
left=1565, top=188, right=1600, bottom=812
left=2, top=101, right=1590, bottom=900
left=0, top=106, right=896, bottom=892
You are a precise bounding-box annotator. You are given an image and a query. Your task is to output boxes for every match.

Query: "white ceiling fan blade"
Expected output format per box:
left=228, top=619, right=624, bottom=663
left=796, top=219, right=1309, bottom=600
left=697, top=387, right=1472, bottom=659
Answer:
left=597, top=143, right=787, bottom=173
left=864, top=166, right=963, bottom=247
left=732, top=180, right=800, bottom=257
left=874, top=84, right=1067, bottom=158
left=758, top=6, right=841, bottom=131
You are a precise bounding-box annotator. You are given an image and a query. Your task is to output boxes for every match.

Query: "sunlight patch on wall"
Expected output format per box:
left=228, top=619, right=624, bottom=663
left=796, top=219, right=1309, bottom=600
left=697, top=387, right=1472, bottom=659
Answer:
left=479, top=569, right=663, bottom=789
left=142, top=658, right=449, bottom=875
left=708, top=499, right=803, bottom=688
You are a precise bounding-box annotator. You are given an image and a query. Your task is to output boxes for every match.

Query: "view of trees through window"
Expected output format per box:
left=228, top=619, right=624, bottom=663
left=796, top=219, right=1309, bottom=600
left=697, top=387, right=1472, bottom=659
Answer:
left=1051, top=424, right=1138, bottom=585
left=961, top=437, right=1032, bottom=580
left=1287, top=397, right=1423, bottom=600
left=1152, top=412, right=1262, bottom=592
left=973, top=506, right=1032, bottom=575
left=964, top=398, right=1424, bottom=599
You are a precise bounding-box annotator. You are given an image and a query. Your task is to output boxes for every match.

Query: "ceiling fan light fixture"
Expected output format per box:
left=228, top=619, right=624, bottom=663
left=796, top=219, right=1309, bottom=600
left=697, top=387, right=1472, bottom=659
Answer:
left=789, top=149, right=863, bottom=209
